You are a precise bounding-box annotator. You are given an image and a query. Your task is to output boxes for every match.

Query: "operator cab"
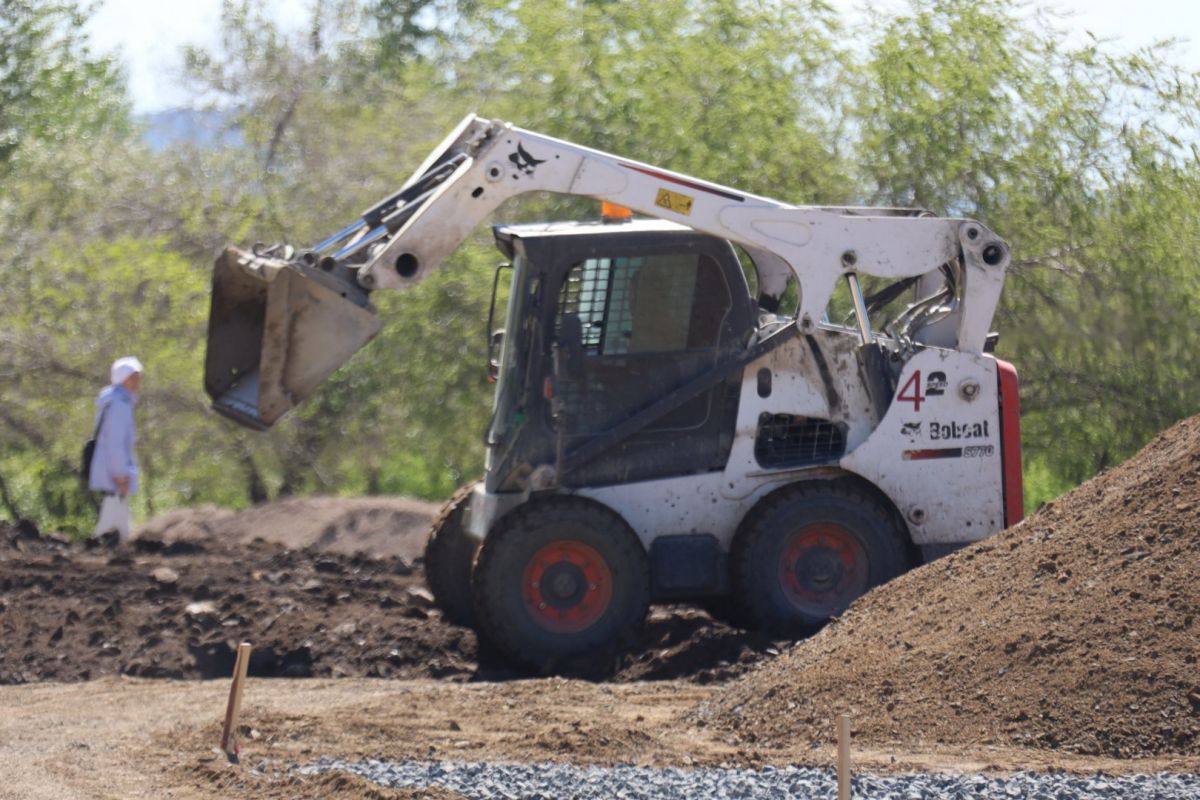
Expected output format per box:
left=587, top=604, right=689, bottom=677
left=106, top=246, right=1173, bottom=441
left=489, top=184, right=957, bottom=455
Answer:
left=484, top=220, right=758, bottom=494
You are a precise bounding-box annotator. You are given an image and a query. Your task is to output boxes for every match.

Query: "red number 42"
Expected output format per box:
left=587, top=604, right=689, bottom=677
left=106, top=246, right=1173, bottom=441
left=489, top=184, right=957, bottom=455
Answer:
left=897, top=370, right=924, bottom=412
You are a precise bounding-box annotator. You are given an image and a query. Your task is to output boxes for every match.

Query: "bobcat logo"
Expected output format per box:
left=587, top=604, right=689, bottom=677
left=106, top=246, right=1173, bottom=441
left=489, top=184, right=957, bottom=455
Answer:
left=901, top=421, right=922, bottom=439
left=508, top=143, right=546, bottom=176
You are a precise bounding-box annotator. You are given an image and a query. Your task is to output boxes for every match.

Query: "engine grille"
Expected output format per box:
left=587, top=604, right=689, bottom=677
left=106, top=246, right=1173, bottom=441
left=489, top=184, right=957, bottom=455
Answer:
left=754, top=414, right=846, bottom=468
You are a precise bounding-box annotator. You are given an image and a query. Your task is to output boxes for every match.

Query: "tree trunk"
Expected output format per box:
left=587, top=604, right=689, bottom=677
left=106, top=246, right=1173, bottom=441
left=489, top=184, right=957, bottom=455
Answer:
left=241, top=450, right=269, bottom=504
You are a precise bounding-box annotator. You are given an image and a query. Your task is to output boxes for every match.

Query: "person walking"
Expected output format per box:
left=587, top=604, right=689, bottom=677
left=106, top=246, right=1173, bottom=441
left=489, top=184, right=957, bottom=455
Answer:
left=89, top=356, right=143, bottom=542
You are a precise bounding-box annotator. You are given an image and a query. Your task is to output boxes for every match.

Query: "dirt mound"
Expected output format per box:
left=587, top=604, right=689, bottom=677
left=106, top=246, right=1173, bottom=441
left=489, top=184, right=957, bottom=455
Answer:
left=0, top=523, right=471, bottom=684
left=0, top=519, right=783, bottom=685
left=137, top=496, right=440, bottom=562
left=698, top=417, right=1200, bottom=758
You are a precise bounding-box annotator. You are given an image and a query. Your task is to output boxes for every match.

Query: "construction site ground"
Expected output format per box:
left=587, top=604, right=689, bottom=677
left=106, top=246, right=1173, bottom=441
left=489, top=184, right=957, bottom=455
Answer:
left=5, top=675, right=1197, bottom=800
left=3, top=416, right=1200, bottom=797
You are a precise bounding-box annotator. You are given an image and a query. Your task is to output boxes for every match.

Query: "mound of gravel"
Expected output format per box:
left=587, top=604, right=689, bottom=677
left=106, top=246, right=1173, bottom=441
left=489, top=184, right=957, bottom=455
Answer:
left=136, top=496, right=439, bottom=561
left=698, top=416, right=1200, bottom=758
left=299, top=759, right=1200, bottom=800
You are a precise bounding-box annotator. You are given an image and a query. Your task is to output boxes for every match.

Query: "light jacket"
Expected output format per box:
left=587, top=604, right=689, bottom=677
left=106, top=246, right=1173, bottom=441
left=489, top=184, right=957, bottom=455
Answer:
left=88, top=384, right=139, bottom=495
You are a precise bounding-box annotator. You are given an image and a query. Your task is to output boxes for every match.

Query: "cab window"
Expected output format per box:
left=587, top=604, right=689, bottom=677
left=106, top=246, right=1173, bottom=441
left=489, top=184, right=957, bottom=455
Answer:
left=556, top=252, right=730, bottom=355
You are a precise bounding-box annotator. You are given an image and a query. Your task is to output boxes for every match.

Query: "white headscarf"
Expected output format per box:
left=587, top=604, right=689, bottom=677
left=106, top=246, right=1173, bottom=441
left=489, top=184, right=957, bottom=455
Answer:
left=110, top=356, right=144, bottom=386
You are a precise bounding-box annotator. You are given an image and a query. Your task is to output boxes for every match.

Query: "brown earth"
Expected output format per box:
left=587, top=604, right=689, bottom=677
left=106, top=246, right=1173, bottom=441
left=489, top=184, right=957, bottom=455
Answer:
left=699, top=416, right=1200, bottom=759
left=0, top=514, right=783, bottom=686
left=6, top=415, right=1200, bottom=795
left=135, top=495, right=441, bottom=561
left=6, top=676, right=1197, bottom=800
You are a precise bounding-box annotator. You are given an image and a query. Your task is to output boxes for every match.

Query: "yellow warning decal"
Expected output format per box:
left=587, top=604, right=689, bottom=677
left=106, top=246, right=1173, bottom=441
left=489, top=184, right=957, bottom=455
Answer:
left=655, top=188, right=694, bottom=216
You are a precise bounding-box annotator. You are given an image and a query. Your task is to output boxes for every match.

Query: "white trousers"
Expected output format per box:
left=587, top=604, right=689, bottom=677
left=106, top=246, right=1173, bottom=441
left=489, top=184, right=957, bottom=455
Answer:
left=94, top=494, right=132, bottom=542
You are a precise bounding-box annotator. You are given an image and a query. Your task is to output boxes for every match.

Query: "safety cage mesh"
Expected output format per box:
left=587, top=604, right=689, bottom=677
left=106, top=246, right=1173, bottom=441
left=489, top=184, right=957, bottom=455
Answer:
left=754, top=414, right=847, bottom=468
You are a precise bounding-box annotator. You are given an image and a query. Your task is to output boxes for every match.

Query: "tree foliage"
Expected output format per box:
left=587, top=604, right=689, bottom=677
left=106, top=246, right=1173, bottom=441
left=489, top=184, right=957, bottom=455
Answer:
left=1, top=0, right=1198, bottom=531
left=453, top=0, right=850, bottom=202
left=0, top=1, right=127, bottom=176
left=851, top=0, right=1200, bottom=503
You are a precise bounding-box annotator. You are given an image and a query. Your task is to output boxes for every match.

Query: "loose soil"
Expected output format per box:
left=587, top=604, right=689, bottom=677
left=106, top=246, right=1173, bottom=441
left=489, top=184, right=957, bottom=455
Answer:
left=700, top=416, right=1200, bottom=759
left=5, top=415, right=1200, bottom=796
left=0, top=508, right=782, bottom=685
left=2, top=677, right=1197, bottom=800
left=135, top=495, right=441, bottom=561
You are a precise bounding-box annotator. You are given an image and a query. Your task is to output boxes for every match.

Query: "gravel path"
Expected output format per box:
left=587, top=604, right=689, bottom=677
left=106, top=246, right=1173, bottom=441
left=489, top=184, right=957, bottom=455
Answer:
left=297, top=758, right=1200, bottom=799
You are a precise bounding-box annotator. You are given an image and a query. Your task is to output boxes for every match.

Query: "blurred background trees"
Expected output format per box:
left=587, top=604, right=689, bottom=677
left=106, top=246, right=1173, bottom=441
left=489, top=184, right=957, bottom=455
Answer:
left=1, top=0, right=1197, bottom=533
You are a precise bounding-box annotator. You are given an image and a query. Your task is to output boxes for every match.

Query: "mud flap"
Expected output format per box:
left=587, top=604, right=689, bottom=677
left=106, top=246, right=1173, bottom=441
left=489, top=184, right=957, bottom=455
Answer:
left=204, top=247, right=382, bottom=429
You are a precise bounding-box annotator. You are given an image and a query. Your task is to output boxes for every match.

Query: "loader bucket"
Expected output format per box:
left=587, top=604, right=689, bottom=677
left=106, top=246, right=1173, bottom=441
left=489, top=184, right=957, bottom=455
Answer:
left=204, top=247, right=382, bottom=429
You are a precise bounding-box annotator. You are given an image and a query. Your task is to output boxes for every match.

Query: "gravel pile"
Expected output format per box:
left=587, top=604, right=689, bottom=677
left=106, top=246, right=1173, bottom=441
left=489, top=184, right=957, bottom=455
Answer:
left=297, top=758, right=1200, bottom=799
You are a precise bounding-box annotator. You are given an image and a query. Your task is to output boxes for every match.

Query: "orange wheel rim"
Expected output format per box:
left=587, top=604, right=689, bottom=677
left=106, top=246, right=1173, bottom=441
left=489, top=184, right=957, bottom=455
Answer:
left=522, top=540, right=613, bottom=634
left=778, top=523, right=868, bottom=617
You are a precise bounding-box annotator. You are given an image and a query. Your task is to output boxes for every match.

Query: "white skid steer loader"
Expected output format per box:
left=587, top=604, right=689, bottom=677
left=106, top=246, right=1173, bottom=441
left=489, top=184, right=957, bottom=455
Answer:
left=205, top=115, right=1022, bottom=670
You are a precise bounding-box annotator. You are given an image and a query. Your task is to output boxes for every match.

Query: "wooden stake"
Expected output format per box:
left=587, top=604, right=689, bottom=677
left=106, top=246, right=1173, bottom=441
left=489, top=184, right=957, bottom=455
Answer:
left=220, top=642, right=252, bottom=760
left=837, top=713, right=851, bottom=800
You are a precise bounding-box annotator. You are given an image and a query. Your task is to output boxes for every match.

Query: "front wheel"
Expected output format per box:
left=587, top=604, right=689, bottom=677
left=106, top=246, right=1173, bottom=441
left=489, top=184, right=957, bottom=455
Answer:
left=424, top=482, right=481, bottom=628
left=731, top=481, right=909, bottom=634
left=471, top=497, right=650, bottom=671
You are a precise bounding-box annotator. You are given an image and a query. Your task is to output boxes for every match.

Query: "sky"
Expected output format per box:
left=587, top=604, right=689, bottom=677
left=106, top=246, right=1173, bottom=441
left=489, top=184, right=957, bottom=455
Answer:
left=86, top=0, right=1200, bottom=114
left=86, top=0, right=309, bottom=112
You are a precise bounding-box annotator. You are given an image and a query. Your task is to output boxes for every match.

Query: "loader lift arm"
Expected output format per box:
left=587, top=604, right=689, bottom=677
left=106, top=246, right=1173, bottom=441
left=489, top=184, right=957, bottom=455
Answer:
left=205, top=114, right=1011, bottom=429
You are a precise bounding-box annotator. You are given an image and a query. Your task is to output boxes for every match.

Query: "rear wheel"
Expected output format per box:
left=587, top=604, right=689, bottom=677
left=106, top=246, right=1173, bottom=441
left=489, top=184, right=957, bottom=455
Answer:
left=472, top=497, right=650, bottom=671
left=424, top=482, right=481, bottom=628
left=731, top=481, right=909, bottom=634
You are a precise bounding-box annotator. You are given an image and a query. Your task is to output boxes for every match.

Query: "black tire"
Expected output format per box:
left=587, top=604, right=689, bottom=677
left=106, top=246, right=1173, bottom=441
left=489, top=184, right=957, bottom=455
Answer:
left=731, top=481, right=909, bottom=634
left=424, top=482, right=481, bottom=628
left=472, top=497, right=650, bottom=671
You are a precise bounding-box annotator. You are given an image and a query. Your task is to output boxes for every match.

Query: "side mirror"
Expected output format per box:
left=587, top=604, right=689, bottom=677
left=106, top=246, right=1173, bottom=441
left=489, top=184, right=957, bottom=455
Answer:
left=487, top=328, right=505, bottom=383
left=557, top=313, right=585, bottom=379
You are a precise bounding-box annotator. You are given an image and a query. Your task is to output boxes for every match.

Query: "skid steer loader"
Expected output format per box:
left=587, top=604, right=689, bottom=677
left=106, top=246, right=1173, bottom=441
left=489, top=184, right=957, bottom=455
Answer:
left=205, top=115, right=1022, bottom=670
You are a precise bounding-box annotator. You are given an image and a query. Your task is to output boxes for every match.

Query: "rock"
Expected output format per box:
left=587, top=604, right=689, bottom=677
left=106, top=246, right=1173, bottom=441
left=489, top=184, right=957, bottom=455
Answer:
left=185, top=601, right=217, bottom=617
left=406, top=586, right=435, bottom=607
left=151, top=566, right=179, bottom=586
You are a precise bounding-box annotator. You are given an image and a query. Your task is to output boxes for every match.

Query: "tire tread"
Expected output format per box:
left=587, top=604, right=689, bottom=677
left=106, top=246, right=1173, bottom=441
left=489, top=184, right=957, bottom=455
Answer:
left=424, top=481, right=481, bottom=628
left=472, top=496, right=650, bottom=671
left=730, top=479, right=909, bottom=633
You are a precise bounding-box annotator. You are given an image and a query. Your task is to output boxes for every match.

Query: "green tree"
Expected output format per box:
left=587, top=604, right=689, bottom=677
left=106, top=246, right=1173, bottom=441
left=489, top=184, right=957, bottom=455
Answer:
left=180, top=0, right=490, bottom=500
left=367, top=0, right=473, bottom=61
left=5, top=0, right=1199, bottom=534
left=451, top=0, right=849, bottom=203
left=853, top=0, right=1200, bottom=507
left=180, top=0, right=859, bottom=500
left=0, top=1, right=127, bottom=176
left=0, top=0, right=132, bottom=527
